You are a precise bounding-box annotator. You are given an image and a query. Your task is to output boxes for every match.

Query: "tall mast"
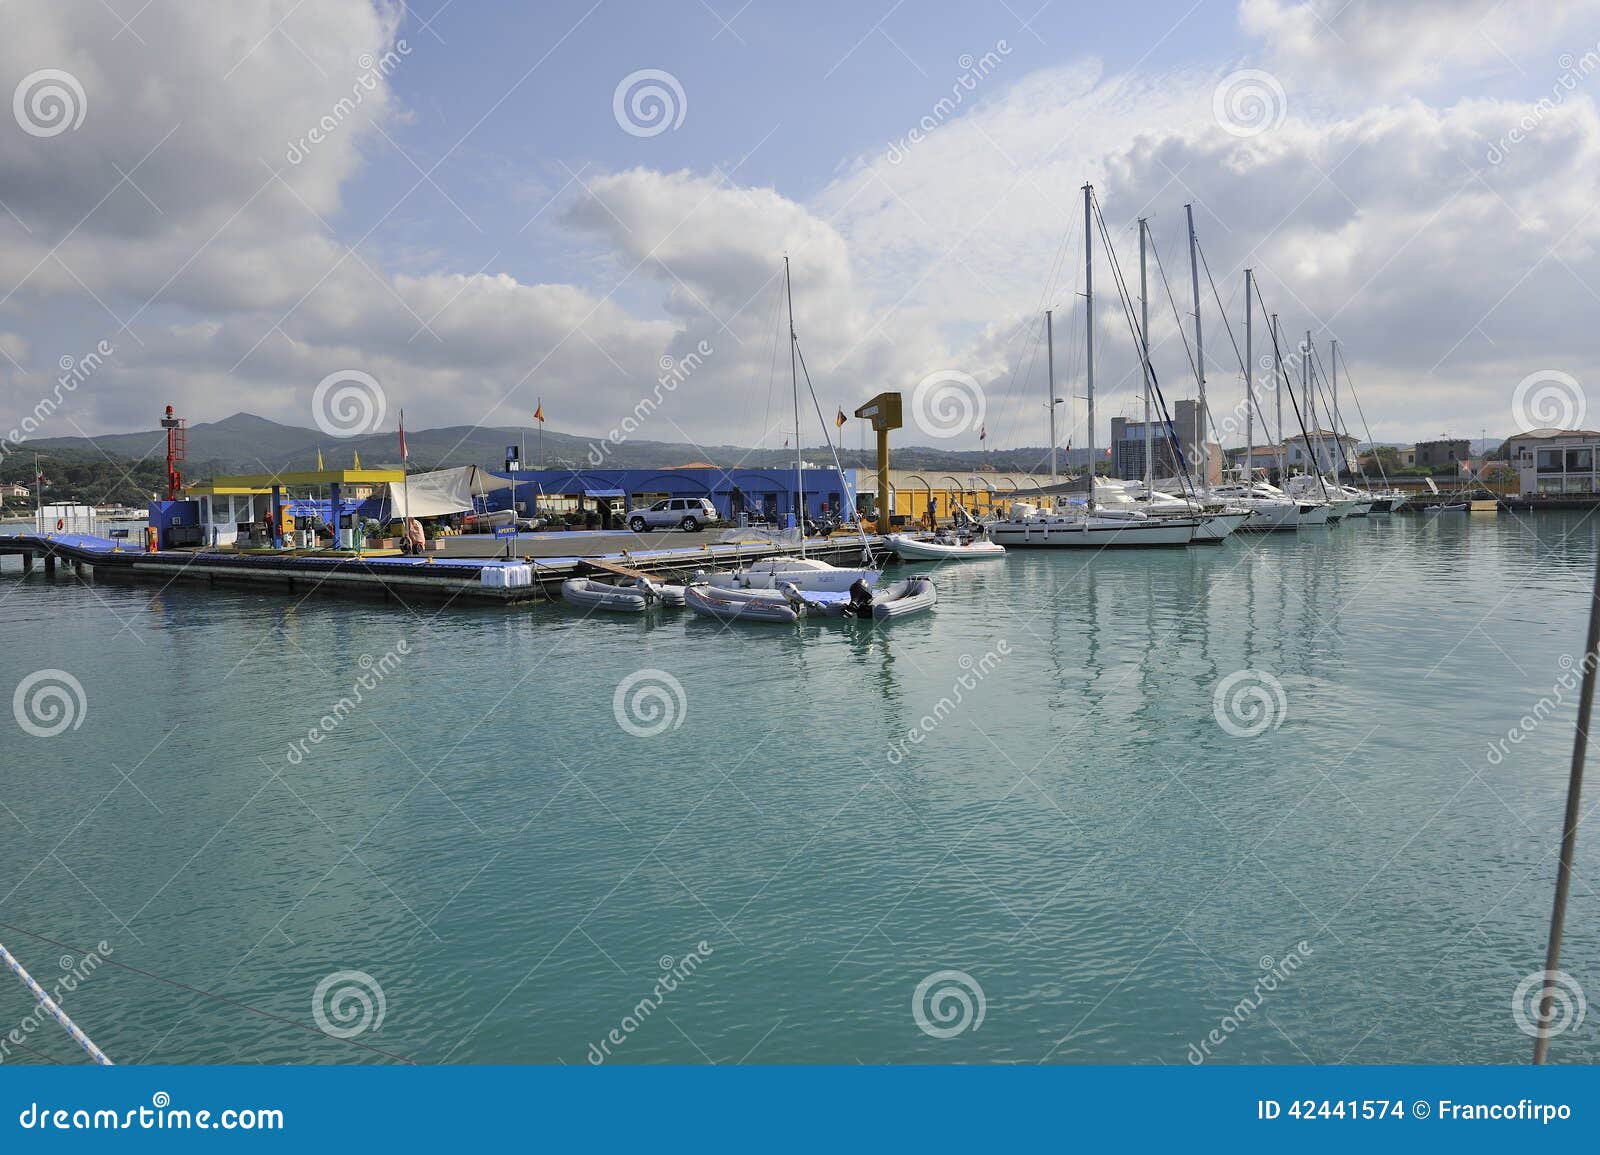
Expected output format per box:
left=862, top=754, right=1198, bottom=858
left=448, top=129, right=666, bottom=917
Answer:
left=1305, top=328, right=1318, bottom=476
left=1331, top=338, right=1341, bottom=476
left=1187, top=204, right=1207, bottom=488
left=1046, top=309, right=1057, bottom=484
left=1272, top=312, right=1284, bottom=481
left=784, top=256, right=805, bottom=555
left=1083, top=183, right=1095, bottom=512
left=1139, top=217, right=1152, bottom=494
left=1244, top=269, right=1253, bottom=483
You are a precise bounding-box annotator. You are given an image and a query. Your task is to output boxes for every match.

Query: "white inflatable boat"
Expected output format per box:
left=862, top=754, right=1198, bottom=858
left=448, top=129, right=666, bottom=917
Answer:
left=560, top=577, right=650, bottom=613
left=868, top=576, right=937, bottom=620
left=795, top=576, right=937, bottom=621
left=684, top=583, right=800, bottom=624
left=885, top=533, right=1005, bottom=561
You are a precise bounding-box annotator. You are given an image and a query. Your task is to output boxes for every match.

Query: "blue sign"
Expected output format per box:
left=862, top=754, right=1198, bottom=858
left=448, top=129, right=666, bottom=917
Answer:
left=493, top=526, right=518, bottom=539
left=0, top=1066, right=1593, bottom=1150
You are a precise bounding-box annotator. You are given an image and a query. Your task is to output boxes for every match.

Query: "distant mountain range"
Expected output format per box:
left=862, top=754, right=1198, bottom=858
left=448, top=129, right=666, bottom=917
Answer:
left=17, top=413, right=1058, bottom=476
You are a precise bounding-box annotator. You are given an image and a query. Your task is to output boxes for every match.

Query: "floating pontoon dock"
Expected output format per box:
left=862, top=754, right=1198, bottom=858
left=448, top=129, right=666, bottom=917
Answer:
left=0, top=532, right=885, bottom=605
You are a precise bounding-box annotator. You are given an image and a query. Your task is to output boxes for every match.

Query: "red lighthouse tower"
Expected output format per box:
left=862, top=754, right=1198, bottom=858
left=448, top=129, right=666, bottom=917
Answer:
left=160, top=405, right=186, bottom=500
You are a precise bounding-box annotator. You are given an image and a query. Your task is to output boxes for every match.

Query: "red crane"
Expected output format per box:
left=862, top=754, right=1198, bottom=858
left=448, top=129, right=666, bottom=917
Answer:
left=160, top=404, right=185, bottom=500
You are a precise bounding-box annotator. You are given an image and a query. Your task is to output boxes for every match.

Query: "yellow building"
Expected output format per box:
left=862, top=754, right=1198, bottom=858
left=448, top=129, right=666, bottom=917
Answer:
left=856, top=468, right=1060, bottom=526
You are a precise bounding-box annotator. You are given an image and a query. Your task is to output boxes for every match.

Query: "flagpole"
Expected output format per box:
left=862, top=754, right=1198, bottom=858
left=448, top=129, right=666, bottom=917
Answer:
left=400, top=408, right=412, bottom=540
left=538, top=397, right=544, bottom=469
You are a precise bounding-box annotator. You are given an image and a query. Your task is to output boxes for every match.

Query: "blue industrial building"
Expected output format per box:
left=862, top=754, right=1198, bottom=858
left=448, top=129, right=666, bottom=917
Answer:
left=486, top=466, right=859, bottom=524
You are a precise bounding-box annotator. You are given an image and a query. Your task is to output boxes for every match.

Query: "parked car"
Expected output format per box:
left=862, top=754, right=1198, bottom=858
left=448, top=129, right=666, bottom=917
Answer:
left=627, top=497, right=721, bottom=532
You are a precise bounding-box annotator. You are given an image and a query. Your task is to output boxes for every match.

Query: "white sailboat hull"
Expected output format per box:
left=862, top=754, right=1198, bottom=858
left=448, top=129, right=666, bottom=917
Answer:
left=707, top=558, right=880, bottom=591
left=988, top=517, right=1195, bottom=547
left=1228, top=499, right=1299, bottom=531
left=1192, top=511, right=1250, bottom=542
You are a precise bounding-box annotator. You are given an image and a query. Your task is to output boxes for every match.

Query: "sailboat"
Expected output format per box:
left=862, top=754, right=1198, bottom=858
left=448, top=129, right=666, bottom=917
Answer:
left=988, top=183, right=1200, bottom=549
left=1128, top=205, right=1254, bottom=541
left=1094, top=478, right=1250, bottom=540
left=709, top=258, right=881, bottom=591
left=1277, top=328, right=1370, bottom=518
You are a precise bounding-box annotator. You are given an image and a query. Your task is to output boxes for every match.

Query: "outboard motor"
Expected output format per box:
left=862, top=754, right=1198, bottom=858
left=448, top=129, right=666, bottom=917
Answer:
left=846, top=578, right=874, bottom=618
left=777, top=581, right=807, bottom=616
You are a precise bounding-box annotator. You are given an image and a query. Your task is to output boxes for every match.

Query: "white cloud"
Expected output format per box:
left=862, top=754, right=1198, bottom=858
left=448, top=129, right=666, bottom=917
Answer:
left=1240, top=0, right=1600, bottom=94
left=3, top=0, right=1600, bottom=460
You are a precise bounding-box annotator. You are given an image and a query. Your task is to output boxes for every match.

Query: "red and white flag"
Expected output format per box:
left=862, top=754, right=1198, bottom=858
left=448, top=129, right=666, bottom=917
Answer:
left=398, top=409, right=408, bottom=462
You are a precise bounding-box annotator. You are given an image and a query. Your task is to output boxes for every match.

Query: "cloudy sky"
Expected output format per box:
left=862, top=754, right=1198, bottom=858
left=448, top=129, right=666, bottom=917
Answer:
left=2, top=0, right=1599, bottom=459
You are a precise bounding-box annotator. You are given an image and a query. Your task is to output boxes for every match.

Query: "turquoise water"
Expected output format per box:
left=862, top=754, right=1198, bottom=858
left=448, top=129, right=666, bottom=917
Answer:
left=2, top=511, right=1598, bottom=1065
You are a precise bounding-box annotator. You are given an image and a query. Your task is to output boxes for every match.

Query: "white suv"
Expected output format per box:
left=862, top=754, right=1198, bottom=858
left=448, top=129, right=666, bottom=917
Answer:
left=628, top=497, right=720, bottom=532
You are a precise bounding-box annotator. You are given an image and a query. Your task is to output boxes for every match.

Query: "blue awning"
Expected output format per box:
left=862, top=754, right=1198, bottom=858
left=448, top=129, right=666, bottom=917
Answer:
left=530, top=476, right=628, bottom=498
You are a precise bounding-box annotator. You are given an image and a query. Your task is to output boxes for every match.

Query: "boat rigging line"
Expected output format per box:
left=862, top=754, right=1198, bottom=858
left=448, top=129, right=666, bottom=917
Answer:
left=1, top=937, right=112, bottom=1064
left=1088, top=190, right=1201, bottom=503
left=990, top=213, right=1082, bottom=461
left=1312, top=342, right=1397, bottom=494
left=1193, top=235, right=1277, bottom=459
left=1532, top=537, right=1599, bottom=1062
left=1305, top=340, right=1364, bottom=488
left=0, top=919, right=417, bottom=1064
left=784, top=255, right=805, bottom=558
left=1251, top=278, right=1330, bottom=499
left=793, top=336, right=876, bottom=562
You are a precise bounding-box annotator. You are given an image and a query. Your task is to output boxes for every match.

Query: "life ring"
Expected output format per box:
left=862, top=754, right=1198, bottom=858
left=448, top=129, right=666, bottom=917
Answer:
left=55, top=518, right=64, bottom=531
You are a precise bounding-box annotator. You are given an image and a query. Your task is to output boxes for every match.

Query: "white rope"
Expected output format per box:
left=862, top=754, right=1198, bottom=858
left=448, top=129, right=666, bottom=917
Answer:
left=0, top=939, right=112, bottom=1065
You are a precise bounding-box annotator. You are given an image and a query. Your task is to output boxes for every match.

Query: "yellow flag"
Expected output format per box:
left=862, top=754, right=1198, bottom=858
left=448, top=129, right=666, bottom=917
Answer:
left=316, top=446, right=324, bottom=470
left=353, top=449, right=362, bottom=469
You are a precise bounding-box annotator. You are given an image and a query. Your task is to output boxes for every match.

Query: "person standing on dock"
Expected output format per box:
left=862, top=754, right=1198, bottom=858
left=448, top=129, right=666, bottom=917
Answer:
left=404, top=517, right=425, bottom=555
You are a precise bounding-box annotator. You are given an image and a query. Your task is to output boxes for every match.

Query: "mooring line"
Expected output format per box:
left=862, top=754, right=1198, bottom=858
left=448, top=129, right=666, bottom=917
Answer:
left=0, top=921, right=416, bottom=1064
left=0, top=938, right=112, bottom=1065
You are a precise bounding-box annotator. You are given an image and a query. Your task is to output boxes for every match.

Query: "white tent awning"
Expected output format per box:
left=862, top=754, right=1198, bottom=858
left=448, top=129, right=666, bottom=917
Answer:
left=386, top=466, right=513, bottom=519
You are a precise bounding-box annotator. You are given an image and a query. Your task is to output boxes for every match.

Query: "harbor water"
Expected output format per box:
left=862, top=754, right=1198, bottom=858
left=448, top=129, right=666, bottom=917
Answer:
left=2, top=511, right=1597, bottom=1064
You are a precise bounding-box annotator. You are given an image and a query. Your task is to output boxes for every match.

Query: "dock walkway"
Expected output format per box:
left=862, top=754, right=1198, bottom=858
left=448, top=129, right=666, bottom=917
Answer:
left=0, top=532, right=883, bottom=606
